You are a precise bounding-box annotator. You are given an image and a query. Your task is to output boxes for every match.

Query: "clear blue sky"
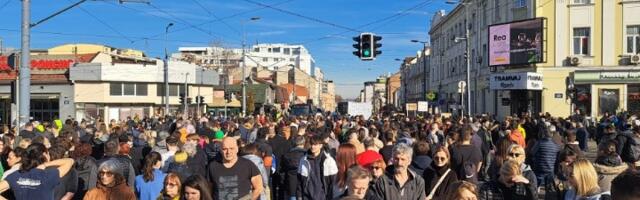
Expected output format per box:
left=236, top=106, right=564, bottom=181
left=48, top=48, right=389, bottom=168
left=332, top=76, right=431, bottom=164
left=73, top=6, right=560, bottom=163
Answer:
left=0, top=0, right=454, bottom=99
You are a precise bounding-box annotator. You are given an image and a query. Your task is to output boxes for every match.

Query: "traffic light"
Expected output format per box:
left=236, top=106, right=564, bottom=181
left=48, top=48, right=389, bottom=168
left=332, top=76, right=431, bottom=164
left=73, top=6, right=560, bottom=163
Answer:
left=198, top=96, right=205, bottom=105
left=224, top=92, right=231, bottom=102
left=187, top=97, right=193, bottom=104
left=179, top=93, right=185, bottom=105
left=352, top=33, right=382, bottom=61
left=373, top=35, right=382, bottom=57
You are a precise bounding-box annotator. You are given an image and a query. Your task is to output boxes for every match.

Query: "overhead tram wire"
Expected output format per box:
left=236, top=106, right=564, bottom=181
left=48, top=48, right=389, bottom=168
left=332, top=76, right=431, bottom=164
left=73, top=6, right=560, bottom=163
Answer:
left=242, top=0, right=361, bottom=33
left=123, top=0, right=297, bottom=44
left=189, top=0, right=242, bottom=35
left=146, top=3, right=242, bottom=43
left=0, top=0, right=11, bottom=11
left=68, top=0, right=134, bottom=43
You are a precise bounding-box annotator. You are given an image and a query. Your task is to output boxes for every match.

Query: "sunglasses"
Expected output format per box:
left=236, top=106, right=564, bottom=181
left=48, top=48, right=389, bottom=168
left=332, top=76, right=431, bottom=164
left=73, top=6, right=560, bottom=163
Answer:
left=369, top=166, right=383, bottom=170
left=98, top=171, right=114, bottom=177
left=509, top=153, right=522, bottom=157
left=434, top=156, right=447, bottom=161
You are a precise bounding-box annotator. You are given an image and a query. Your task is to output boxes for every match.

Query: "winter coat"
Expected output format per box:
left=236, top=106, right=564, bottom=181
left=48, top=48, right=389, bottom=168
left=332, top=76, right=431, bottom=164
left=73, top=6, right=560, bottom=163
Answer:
left=167, top=163, right=194, bottom=183
left=422, top=163, right=458, bottom=199
left=509, top=130, right=527, bottom=148
left=97, top=155, right=136, bottom=190
left=282, top=147, right=306, bottom=198
left=368, top=166, right=426, bottom=200
left=529, top=137, right=560, bottom=176
left=83, top=181, right=136, bottom=200
left=73, top=157, right=97, bottom=200
left=410, top=155, right=433, bottom=176
left=478, top=180, right=536, bottom=200
left=593, top=163, right=628, bottom=192
left=298, top=151, right=338, bottom=200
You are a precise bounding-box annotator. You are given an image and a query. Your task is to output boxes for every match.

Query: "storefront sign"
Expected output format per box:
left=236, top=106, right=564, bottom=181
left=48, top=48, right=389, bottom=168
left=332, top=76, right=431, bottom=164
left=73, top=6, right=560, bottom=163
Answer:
left=574, top=71, right=640, bottom=84
left=554, top=93, right=563, bottom=99
left=417, top=101, right=428, bottom=112
left=490, top=72, right=543, bottom=90
left=405, top=103, right=417, bottom=111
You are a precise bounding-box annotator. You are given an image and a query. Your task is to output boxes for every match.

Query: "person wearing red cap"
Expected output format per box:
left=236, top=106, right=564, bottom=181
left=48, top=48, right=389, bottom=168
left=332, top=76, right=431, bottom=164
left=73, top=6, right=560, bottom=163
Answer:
left=356, top=150, right=385, bottom=180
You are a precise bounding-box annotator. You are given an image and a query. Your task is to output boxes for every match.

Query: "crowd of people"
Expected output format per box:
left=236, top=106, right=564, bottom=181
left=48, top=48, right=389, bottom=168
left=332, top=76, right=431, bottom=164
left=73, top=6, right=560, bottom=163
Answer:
left=0, top=109, right=638, bottom=200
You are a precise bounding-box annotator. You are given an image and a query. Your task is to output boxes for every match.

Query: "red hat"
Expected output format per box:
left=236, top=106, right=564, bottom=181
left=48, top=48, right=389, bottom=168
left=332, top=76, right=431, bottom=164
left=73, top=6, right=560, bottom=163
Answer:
left=356, top=150, right=383, bottom=167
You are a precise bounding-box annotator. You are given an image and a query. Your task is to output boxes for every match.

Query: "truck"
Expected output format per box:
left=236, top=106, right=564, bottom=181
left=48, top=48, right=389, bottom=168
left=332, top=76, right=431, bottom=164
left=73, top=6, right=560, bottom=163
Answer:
left=290, top=103, right=316, bottom=117
left=337, top=102, right=373, bottom=119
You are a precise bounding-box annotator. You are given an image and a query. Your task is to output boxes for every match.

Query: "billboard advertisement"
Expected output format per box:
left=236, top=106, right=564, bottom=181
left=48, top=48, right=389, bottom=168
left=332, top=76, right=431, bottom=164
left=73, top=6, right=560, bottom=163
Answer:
left=489, top=18, right=544, bottom=66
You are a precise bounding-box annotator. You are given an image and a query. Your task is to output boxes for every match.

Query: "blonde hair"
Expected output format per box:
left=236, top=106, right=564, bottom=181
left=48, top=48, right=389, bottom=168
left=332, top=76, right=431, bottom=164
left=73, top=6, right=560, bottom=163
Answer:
left=572, top=159, right=601, bottom=197
left=507, top=144, right=526, bottom=164
left=446, top=181, right=477, bottom=200
left=500, top=159, right=522, bottom=177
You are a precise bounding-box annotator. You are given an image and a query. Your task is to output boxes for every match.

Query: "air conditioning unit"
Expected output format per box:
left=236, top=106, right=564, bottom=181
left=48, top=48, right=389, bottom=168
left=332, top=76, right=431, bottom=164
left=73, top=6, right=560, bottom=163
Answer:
left=631, top=54, right=640, bottom=65
left=568, top=56, right=582, bottom=66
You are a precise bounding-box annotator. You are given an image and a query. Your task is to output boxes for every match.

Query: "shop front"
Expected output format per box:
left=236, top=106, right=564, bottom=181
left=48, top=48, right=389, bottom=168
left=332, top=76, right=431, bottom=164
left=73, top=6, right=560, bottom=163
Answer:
left=573, top=70, right=640, bottom=118
left=490, top=72, right=543, bottom=119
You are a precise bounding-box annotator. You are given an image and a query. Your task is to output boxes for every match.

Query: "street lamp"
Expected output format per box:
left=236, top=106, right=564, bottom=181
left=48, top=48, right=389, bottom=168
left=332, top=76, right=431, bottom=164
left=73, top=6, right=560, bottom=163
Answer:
left=411, top=40, right=429, bottom=103
left=241, top=17, right=261, bottom=117
left=446, top=0, right=472, bottom=117
left=164, top=22, right=174, bottom=116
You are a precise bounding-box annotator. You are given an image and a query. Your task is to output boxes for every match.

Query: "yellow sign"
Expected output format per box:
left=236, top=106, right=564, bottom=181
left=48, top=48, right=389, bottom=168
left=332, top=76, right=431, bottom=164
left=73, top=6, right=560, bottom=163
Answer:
left=406, top=103, right=417, bottom=111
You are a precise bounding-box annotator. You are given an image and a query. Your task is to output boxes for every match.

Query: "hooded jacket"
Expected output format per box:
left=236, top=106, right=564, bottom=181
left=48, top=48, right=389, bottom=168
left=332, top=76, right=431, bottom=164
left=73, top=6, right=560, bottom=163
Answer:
left=593, top=163, right=628, bottom=192
left=409, top=155, right=432, bottom=176
left=298, top=151, right=338, bottom=200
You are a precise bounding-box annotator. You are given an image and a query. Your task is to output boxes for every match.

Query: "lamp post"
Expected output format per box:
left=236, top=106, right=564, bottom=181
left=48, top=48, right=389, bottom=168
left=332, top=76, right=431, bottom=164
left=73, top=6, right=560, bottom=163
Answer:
left=183, top=72, right=190, bottom=116
left=164, top=22, right=173, bottom=116
left=241, top=17, right=260, bottom=117
left=411, top=40, right=429, bottom=103
left=447, top=0, right=472, bottom=117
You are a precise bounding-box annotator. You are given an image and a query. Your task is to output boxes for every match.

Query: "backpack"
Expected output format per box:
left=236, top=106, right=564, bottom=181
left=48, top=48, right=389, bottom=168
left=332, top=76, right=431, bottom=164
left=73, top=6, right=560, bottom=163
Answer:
left=456, top=147, right=478, bottom=184
left=619, top=133, right=640, bottom=163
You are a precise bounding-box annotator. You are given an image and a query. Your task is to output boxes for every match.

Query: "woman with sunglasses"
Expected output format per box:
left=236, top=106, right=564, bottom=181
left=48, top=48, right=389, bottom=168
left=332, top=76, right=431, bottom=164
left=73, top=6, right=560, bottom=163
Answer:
left=157, top=173, right=181, bottom=200
left=506, top=144, right=538, bottom=196
left=83, top=159, right=136, bottom=200
left=422, top=145, right=458, bottom=200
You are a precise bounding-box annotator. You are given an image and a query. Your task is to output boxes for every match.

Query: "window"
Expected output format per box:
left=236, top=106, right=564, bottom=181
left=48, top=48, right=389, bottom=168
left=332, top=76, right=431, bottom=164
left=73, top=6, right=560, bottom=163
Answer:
left=136, top=84, right=147, bottom=96
left=110, top=83, right=122, bottom=96
left=495, top=0, right=501, bottom=21
left=574, top=0, right=590, bottom=4
left=169, top=84, right=178, bottom=96
left=283, top=48, right=290, bottom=54
left=111, top=83, right=146, bottom=96
left=627, top=25, right=640, bottom=54
left=157, top=84, right=184, bottom=96
left=292, top=48, right=301, bottom=55
left=273, top=47, right=280, bottom=53
left=262, top=57, right=269, bottom=62
left=268, top=48, right=272, bottom=53
left=290, top=58, right=295, bottom=62
left=123, top=83, right=135, bottom=96
left=573, top=28, right=591, bottom=55
left=253, top=48, right=259, bottom=52
left=514, top=0, right=526, bottom=8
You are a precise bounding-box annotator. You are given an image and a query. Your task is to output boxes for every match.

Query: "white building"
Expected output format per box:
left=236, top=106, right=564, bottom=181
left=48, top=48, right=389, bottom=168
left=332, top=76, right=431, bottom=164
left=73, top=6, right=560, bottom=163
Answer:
left=246, top=44, right=317, bottom=76
left=174, top=47, right=243, bottom=71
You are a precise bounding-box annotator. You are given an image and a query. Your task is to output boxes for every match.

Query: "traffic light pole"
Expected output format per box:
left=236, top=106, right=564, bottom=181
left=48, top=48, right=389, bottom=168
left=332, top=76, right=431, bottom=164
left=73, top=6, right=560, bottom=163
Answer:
left=183, top=73, right=189, bottom=117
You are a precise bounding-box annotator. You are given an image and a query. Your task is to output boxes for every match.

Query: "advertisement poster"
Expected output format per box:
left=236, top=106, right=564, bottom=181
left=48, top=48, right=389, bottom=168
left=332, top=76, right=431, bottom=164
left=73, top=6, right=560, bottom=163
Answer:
left=599, top=89, right=619, bottom=115
left=489, top=18, right=544, bottom=66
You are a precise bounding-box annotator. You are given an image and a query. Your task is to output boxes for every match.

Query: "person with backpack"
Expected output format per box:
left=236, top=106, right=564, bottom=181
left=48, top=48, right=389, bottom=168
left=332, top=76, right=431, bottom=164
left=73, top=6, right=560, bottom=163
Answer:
left=450, top=126, right=483, bottom=184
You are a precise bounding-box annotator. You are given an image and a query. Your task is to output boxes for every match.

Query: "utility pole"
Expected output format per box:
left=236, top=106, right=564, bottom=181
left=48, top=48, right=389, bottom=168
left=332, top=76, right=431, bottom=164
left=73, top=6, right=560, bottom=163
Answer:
left=197, top=69, right=203, bottom=117
left=183, top=73, right=189, bottom=116
left=465, top=12, right=471, bottom=117
left=164, top=23, right=173, bottom=116
left=240, top=17, right=260, bottom=117
left=19, top=0, right=31, bottom=127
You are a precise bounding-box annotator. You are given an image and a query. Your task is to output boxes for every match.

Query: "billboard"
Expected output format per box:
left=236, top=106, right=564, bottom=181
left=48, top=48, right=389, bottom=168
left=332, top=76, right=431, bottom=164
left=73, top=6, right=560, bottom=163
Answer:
left=489, top=18, right=544, bottom=66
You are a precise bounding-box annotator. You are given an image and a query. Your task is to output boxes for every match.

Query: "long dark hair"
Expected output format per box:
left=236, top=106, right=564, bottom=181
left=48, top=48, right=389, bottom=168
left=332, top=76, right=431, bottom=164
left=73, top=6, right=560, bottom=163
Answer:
left=20, top=143, right=48, bottom=172
left=182, top=175, right=213, bottom=200
left=142, top=152, right=162, bottom=182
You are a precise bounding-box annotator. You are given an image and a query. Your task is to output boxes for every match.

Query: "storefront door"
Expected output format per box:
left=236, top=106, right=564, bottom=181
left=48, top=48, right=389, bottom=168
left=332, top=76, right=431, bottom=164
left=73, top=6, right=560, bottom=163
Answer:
left=510, top=90, right=541, bottom=116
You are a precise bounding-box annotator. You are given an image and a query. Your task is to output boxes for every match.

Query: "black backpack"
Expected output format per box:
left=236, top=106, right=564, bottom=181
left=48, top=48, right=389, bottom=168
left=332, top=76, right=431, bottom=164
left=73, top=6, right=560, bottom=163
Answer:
left=619, top=133, right=640, bottom=163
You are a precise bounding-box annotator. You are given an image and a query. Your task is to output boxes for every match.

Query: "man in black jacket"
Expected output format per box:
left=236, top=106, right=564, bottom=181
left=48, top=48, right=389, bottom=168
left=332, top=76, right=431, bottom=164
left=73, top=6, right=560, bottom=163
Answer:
left=368, top=143, right=426, bottom=200
left=281, top=136, right=306, bottom=199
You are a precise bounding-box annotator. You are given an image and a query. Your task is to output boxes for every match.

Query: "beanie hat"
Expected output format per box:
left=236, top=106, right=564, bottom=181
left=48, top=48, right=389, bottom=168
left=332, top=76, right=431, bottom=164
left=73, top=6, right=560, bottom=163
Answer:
left=356, top=150, right=383, bottom=167
left=174, top=152, right=188, bottom=163
left=215, top=130, right=225, bottom=140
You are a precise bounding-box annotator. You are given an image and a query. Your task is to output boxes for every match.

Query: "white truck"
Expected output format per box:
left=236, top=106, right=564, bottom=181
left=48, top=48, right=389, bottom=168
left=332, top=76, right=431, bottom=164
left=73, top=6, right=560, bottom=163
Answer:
left=337, top=102, right=373, bottom=119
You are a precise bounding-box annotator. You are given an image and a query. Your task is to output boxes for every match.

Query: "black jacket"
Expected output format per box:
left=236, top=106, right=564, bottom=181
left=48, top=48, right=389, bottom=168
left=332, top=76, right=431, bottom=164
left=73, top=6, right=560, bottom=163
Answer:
left=368, top=166, right=426, bottom=200
left=282, top=147, right=306, bottom=197
left=422, top=163, right=458, bottom=199
left=409, top=155, right=432, bottom=176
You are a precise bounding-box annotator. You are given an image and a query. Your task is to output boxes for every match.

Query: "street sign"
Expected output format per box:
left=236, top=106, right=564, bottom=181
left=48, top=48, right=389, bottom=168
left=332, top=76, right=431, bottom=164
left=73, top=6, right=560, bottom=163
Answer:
left=417, top=101, right=428, bottom=112
left=458, top=81, right=466, bottom=89
left=405, top=103, right=417, bottom=111
left=426, top=92, right=437, bottom=101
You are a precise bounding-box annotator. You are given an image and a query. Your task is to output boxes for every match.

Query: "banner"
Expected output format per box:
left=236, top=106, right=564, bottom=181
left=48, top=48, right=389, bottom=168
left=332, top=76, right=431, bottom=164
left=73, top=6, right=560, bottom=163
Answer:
left=489, top=18, right=544, bottom=66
